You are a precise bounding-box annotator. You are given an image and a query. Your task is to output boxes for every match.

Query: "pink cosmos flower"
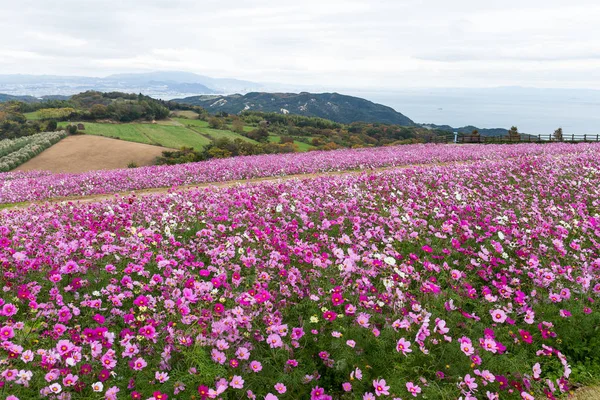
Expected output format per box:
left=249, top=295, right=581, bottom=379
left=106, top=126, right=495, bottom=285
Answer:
left=230, top=375, right=244, bottom=389
left=197, top=385, right=209, bottom=399
left=406, top=382, right=422, bottom=397
left=62, top=373, right=78, bottom=386
left=138, top=324, right=156, bottom=339
left=331, top=292, right=344, bottom=306
left=55, top=340, right=72, bottom=355
left=274, top=383, right=287, bottom=394
left=267, top=333, right=283, bottom=348
left=396, top=338, right=412, bottom=355
left=490, top=309, right=507, bottom=323
left=342, top=382, right=352, bottom=392
left=323, top=310, right=337, bottom=321
left=373, top=379, right=390, bottom=396
left=20, top=350, right=34, bottom=363
left=356, top=312, right=371, bottom=328
left=0, top=326, right=15, bottom=341
left=482, top=338, right=498, bottom=353
left=211, top=349, right=226, bottom=364
left=310, top=386, right=325, bottom=399
left=132, top=357, right=147, bottom=371
left=2, top=369, right=18, bottom=381
left=155, top=371, right=169, bottom=383
left=236, top=347, right=250, bottom=360
left=519, top=330, right=533, bottom=344
left=287, top=359, right=298, bottom=367
left=250, top=361, right=263, bottom=373
left=48, top=383, right=62, bottom=394
left=291, top=327, right=305, bottom=340
left=533, top=363, right=542, bottom=379
left=463, top=374, right=478, bottom=390
left=460, top=340, right=475, bottom=356
left=350, top=367, right=363, bottom=380
left=1, top=303, right=18, bottom=317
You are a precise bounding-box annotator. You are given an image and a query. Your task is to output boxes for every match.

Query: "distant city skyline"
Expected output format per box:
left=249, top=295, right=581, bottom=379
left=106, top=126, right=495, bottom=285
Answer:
left=1, top=0, right=600, bottom=89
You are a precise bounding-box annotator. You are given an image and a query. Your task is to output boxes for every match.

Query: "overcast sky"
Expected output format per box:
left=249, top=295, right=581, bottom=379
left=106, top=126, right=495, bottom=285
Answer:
left=1, top=0, right=600, bottom=89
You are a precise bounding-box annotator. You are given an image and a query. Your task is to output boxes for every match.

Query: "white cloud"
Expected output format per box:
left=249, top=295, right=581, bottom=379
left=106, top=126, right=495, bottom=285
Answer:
left=0, top=0, right=599, bottom=88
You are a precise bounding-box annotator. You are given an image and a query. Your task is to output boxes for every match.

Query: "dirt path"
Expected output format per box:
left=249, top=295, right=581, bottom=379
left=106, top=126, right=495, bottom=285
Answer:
left=15, top=136, right=171, bottom=173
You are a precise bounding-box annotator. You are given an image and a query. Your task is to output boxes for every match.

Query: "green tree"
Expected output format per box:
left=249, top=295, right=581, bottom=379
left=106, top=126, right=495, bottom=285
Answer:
left=553, top=127, right=563, bottom=141
left=279, top=135, right=294, bottom=144
left=231, top=118, right=245, bottom=133
left=90, top=104, right=109, bottom=120
left=208, top=117, right=224, bottom=130
left=66, top=125, right=79, bottom=135
left=508, top=126, right=520, bottom=141
left=46, top=120, right=58, bottom=131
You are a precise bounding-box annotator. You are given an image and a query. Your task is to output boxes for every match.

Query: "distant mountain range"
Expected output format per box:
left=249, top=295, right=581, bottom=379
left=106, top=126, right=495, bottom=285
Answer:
left=421, top=124, right=509, bottom=137
left=0, top=71, right=263, bottom=98
left=0, top=71, right=515, bottom=134
left=172, top=92, right=416, bottom=126
left=0, top=93, right=70, bottom=103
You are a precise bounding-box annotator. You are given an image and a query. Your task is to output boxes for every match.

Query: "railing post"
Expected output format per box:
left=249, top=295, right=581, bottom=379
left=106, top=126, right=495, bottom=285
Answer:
left=538, top=134, right=541, bottom=143
left=572, top=134, right=574, bottom=142
left=584, top=134, right=587, bottom=142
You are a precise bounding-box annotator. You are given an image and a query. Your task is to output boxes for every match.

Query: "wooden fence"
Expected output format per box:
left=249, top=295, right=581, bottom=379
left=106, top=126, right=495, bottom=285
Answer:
left=426, top=133, right=600, bottom=144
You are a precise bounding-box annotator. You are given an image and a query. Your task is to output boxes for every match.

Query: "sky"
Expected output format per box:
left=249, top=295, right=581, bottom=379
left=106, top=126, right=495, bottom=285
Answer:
left=1, top=0, right=600, bottom=89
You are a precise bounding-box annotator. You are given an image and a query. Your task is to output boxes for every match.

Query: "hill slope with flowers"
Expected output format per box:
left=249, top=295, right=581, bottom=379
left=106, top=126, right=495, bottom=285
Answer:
left=0, top=144, right=599, bottom=399
left=1, top=142, right=599, bottom=205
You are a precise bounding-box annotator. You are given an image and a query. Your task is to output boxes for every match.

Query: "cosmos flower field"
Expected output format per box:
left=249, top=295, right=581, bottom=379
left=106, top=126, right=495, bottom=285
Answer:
left=0, top=143, right=599, bottom=399
left=1, top=142, right=599, bottom=204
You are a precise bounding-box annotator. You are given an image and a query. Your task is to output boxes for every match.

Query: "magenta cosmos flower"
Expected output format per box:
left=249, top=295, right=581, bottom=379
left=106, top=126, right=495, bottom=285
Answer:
left=373, top=379, right=390, bottom=396
left=396, top=338, right=412, bottom=355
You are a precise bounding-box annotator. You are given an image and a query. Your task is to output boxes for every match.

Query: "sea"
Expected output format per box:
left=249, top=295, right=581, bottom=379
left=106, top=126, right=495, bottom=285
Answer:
left=346, top=87, right=600, bottom=136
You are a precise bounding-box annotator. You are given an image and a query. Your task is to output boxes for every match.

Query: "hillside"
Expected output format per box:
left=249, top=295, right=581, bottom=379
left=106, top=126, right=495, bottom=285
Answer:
left=0, top=93, right=71, bottom=103
left=172, top=92, right=416, bottom=125
left=0, top=93, right=40, bottom=103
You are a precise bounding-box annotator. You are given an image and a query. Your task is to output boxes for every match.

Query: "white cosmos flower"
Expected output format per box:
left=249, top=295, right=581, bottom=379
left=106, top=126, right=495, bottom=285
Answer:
left=384, top=257, right=396, bottom=266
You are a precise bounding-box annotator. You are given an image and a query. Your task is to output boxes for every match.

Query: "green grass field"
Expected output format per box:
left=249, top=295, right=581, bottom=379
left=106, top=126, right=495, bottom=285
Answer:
left=24, top=111, right=42, bottom=120
left=54, top=119, right=315, bottom=153
left=58, top=122, right=211, bottom=150
left=173, top=118, right=257, bottom=143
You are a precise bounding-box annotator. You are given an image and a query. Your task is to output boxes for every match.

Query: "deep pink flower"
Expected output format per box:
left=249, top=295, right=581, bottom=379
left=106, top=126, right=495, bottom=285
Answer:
left=373, top=379, right=390, bottom=396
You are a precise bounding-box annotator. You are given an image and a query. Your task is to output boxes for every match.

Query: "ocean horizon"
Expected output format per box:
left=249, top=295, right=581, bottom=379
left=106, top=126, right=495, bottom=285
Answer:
left=349, top=87, right=600, bottom=135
